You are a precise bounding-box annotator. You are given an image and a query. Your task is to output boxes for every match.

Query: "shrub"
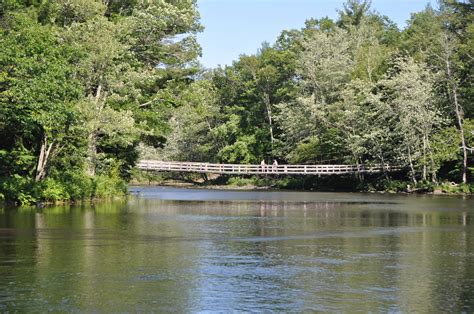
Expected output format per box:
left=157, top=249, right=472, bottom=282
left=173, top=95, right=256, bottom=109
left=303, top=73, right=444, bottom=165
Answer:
left=92, top=175, right=127, bottom=198
left=227, top=177, right=255, bottom=187
left=37, top=178, right=69, bottom=202
left=375, top=179, right=407, bottom=192
left=0, top=174, right=36, bottom=205
left=61, top=171, right=93, bottom=200
left=439, top=182, right=473, bottom=194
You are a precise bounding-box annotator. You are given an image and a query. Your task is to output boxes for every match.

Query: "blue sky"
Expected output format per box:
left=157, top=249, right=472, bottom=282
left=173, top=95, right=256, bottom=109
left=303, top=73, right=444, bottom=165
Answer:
left=196, top=0, right=435, bottom=68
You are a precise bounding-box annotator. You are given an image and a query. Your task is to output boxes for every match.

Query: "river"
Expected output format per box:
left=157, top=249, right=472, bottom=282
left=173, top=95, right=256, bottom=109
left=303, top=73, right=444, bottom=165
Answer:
left=1, top=187, right=473, bottom=312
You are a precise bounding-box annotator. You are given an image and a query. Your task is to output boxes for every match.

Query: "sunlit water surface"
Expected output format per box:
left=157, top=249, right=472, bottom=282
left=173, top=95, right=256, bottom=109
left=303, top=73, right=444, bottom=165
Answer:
left=1, top=187, right=474, bottom=312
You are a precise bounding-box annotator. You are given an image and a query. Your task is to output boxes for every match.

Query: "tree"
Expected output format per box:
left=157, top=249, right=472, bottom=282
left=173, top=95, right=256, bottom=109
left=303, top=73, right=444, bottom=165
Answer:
left=337, top=0, right=372, bottom=28
left=438, top=0, right=473, bottom=183
left=1, top=0, right=204, bottom=202
left=162, top=80, right=221, bottom=162
left=379, top=57, right=442, bottom=182
left=276, top=25, right=354, bottom=163
left=207, top=39, right=299, bottom=163
left=0, top=12, right=82, bottom=182
left=402, top=1, right=472, bottom=182
left=334, top=80, right=374, bottom=172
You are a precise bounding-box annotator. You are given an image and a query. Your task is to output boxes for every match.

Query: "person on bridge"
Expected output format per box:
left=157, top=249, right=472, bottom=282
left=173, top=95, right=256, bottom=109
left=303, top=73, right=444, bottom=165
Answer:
left=260, top=159, right=266, bottom=172
left=272, top=159, right=278, bottom=172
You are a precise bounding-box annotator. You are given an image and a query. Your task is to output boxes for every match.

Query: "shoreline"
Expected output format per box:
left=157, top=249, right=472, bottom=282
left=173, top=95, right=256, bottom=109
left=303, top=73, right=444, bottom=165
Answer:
left=2, top=181, right=471, bottom=208
left=0, top=195, right=127, bottom=209
left=129, top=181, right=473, bottom=196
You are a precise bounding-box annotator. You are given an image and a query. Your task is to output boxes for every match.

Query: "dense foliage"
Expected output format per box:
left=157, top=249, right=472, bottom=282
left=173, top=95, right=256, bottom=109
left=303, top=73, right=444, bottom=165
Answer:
left=1, top=0, right=473, bottom=204
left=1, top=0, right=202, bottom=204
left=161, top=0, right=473, bottom=191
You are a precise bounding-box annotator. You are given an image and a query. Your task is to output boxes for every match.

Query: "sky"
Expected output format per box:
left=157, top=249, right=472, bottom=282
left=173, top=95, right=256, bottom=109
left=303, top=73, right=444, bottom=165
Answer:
left=196, top=0, right=435, bottom=68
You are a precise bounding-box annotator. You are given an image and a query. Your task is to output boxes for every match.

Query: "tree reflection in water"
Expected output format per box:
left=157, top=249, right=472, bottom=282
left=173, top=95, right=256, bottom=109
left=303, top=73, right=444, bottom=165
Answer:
left=0, top=188, right=473, bottom=312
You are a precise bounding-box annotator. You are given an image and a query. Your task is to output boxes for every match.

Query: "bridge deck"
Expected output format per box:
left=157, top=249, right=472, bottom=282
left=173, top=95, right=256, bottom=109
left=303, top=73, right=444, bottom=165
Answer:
left=137, top=160, right=398, bottom=175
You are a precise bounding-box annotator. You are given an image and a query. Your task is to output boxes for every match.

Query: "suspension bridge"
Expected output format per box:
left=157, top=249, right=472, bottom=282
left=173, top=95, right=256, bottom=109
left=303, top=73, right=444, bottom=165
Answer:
left=137, top=160, right=400, bottom=176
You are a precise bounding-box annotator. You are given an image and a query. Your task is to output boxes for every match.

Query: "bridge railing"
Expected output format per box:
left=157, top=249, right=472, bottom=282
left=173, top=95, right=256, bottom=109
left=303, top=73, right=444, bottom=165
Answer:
left=137, top=160, right=401, bottom=175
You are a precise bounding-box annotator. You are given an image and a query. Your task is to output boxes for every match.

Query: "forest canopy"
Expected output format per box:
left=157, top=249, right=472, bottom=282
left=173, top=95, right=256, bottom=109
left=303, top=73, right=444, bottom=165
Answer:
left=1, top=0, right=473, bottom=204
left=161, top=0, right=473, bottom=185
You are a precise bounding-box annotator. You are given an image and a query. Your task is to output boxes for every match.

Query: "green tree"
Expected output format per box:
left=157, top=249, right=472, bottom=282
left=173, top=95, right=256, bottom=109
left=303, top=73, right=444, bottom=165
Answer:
left=1, top=0, right=204, bottom=202
left=0, top=12, right=82, bottom=182
left=276, top=25, right=353, bottom=163
left=337, top=0, right=372, bottom=28
left=402, top=1, right=472, bottom=182
left=162, top=80, right=221, bottom=162
left=209, top=39, right=299, bottom=163
left=379, top=57, right=442, bottom=182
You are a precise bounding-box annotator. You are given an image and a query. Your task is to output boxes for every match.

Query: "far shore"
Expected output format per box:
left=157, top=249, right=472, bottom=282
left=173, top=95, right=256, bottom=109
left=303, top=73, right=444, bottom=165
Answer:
left=128, top=181, right=472, bottom=196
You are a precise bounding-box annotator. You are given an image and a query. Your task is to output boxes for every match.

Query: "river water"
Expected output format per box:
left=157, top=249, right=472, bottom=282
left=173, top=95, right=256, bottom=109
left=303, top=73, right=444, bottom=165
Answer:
left=1, top=187, right=473, bottom=312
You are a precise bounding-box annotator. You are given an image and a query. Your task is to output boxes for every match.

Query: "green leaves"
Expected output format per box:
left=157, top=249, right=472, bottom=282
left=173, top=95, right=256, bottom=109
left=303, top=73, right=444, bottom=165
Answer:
left=0, top=12, right=82, bottom=158
left=1, top=0, right=472, bottom=202
left=1, top=0, right=204, bottom=201
left=38, top=0, right=106, bottom=26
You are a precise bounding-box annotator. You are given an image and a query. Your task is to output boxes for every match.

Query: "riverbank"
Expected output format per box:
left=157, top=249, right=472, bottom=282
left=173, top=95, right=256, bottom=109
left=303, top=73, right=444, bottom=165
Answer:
left=4, top=173, right=470, bottom=207
left=0, top=174, right=128, bottom=206
left=130, top=175, right=474, bottom=196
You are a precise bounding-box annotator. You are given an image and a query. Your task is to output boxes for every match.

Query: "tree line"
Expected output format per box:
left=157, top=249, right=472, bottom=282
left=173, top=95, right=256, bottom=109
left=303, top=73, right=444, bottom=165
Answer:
left=160, top=0, right=473, bottom=191
left=0, top=0, right=472, bottom=204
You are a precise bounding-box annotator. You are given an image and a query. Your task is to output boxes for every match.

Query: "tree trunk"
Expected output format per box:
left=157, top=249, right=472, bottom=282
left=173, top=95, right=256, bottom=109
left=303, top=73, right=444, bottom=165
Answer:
left=452, top=85, right=468, bottom=184
left=356, top=157, right=364, bottom=182
left=87, top=133, right=97, bottom=177
left=86, top=82, right=105, bottom=176
left=425, top=136, right=438, bottom=183
left=443, top=34, right=468, bottom=183
left=35, top=133, right=55, bottom=182
left=407, top=146, right=417, bottom=184
left=263, top=93, right=274, bottom=156
left=373, top=137, right=389, bottom=181
left=380, top=154, right=389, bottom=181
left=422, top=134, right=427, bottom=181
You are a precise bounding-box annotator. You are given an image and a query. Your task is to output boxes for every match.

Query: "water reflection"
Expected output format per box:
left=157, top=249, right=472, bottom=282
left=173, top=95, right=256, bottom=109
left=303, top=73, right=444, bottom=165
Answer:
left=0, top=188, right=473, bottom=312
